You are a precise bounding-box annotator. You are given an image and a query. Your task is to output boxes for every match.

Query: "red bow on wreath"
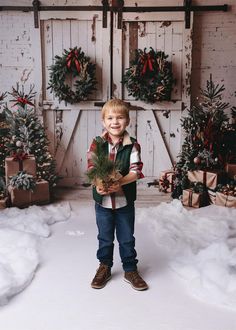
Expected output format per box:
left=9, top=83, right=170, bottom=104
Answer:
left=140, top=52, right=154, bottom=75
left=66, top=49, right=81, bottom=73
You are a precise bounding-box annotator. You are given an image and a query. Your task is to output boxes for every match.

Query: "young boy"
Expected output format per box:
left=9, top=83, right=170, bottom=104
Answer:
left=87, top=99, right=148, bottom=291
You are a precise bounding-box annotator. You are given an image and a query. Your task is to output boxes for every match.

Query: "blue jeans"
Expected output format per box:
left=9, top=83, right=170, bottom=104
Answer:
left=95, top=203, right=138, bottom=272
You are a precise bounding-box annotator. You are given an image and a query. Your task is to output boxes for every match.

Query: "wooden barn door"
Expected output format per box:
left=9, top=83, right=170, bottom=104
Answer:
left=113, top=12, right=192, bottom=180
left=40, top=10, right=192, bottom=186
left=40, top=11, right=110, bottom=186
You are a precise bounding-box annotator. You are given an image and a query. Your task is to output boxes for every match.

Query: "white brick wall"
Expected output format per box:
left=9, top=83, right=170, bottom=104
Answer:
left=192, top=8, right=236, bottom=107
left=0, top=11, right=35, bottom=98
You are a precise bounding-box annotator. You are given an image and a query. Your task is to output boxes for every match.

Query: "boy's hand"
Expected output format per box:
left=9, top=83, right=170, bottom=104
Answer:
left=96, top=186, right=110, bottom=195
left=107, top=181, right=121, bottom=193
left=95, top=179, right=122, bottom=195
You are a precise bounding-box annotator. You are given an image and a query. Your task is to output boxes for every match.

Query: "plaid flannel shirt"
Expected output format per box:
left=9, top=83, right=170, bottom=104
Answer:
left=87, top=131, right=144, bottom=209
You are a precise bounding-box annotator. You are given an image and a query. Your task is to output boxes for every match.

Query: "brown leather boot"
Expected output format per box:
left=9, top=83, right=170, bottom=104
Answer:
left=124, top=271, right=148, bottom=291
left=91, top=264, right=111, bottom=289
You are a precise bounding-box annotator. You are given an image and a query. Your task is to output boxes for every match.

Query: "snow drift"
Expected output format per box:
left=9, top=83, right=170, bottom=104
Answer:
left=0, top=202, right=71, bottom=305
left=137, top=200, right=236, bottom=309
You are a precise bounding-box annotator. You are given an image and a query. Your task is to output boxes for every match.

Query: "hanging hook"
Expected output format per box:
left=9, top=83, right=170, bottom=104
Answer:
left=102, top=0, right=109, bottom=28
left=32, top=0, right=40, bottom=28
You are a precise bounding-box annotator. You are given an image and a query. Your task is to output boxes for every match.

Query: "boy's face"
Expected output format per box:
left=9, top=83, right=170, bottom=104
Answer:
left=102, top=109, right=130, bottom=140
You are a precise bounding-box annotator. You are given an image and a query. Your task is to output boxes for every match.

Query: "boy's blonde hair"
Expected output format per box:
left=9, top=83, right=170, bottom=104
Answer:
left=101, top=99, right=130, bottom=119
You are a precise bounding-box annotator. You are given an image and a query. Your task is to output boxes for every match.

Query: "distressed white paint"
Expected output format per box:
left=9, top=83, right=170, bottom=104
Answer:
left=0, top=11, right=35, bottom=98
left=39, top=11, right=110, bottom=185
left=121, top=17, right=186, bottom=102
left=1, top=1, right=236, bottom=186
left=1, top=1, right=235, bottom=107
left=112, top=12, right=193, bottom=177
left=1, top=8, right=192, bottom=184
left=41, top=13, right=106, bottom=101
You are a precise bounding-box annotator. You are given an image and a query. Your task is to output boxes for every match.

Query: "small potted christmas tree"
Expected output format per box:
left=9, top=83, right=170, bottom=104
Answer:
left=87, top=139, right=121, bottom=192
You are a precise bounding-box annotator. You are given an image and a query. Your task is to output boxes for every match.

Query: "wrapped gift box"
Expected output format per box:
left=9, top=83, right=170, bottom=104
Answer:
left=0, top=197, right=9, bottom=209
left=8, top=180, right=50, bottom=208
left=208, top=190, right=216, bottom=205
left=225, top=163, right=236, bottom=180
left=215, top=192, right=236, bottom=208
left=187, top=170, right=223, bottom=190
left=159, top=169, right=175, bottom=193
left=5, top=155, right=37, bottom=184
left=182, top=189, right=208, bottom=208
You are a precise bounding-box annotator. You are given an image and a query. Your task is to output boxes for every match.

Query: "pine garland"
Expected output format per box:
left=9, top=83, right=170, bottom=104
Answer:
left=9, top=171, right=36, bottom=192
left=48, top=47, right=97, bottom=104
left=215, top=182, right=236, bottom=196
left=123, top=47, right=174, bottom=103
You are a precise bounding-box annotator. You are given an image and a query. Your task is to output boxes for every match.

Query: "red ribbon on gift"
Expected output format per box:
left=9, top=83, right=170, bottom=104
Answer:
left=140, top=52, right=154, bottom=75
left=66, top=49, right=81, bottom=73
left=12, top=152, right=28, bottom=161
left=159, top=171, right=175, bottom=192
left=12, top=152, right=29, bottom=171
left=188, top=190, right=193, bottom=206
left=159, top=177, right=171, bottom=192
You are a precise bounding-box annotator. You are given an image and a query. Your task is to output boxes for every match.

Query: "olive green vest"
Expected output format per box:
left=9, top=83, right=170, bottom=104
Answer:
left=92, top=136, right=137, bottom=205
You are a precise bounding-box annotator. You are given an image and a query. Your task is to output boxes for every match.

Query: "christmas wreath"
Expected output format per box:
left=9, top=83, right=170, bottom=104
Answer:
left=48, top=47, right=97, bottom=104
left=123, top=47, right=174, bottom=103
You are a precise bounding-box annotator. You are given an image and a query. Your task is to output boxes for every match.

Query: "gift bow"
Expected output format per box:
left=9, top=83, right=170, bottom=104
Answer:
left=66, top=49, right=81, bottom=73
left=159, top=171, right=174, bottom=192
left=140, top=52, right=154, bottom=75
left=12, top=152, right=28, bottom=161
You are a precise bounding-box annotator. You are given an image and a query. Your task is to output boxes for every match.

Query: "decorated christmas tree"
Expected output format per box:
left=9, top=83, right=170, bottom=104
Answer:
left=4, top=84, right=58, bottom=188
left=172, top=75, right=236, bottom=198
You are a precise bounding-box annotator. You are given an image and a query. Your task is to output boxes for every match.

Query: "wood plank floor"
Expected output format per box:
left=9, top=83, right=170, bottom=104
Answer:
left=53, top=184, right=173, bottom=208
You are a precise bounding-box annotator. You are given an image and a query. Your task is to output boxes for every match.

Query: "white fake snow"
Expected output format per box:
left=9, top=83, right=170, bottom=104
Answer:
left=0, top=203, right=71, bottom=305
left=137, top=200, right=236, bottom=308
left=0, top=197, right=236, bottom=330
